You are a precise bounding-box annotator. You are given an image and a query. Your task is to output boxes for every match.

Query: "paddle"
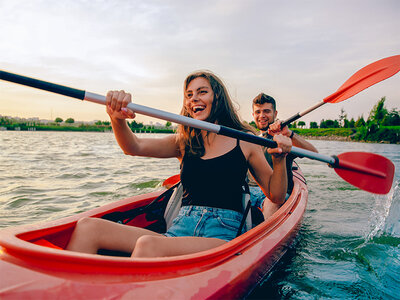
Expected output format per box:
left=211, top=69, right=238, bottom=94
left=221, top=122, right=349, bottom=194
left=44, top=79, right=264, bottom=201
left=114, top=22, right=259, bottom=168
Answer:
left=162, top=174, right=180, bottom=188
left=0, top=70, right=395, bottom=194
left=281, top=55, right=400, bottom=128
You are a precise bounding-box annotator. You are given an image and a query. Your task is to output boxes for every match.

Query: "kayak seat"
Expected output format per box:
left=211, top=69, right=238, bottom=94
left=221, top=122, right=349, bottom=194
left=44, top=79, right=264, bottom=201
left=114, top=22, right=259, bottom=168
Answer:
left=98, top=186, right=180, bottom=256
left=100, top=182, right=181, bottom=233
left=100, top=181, right=264, bottom=242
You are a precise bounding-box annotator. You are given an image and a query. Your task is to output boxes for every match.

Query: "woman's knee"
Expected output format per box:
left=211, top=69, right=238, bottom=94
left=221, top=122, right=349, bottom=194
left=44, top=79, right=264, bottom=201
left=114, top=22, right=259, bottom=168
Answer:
left=67, top=217, right=104, bottom=252
left=74, top=217, right=102, bottom=235
left=132, top=235, right=164, bottom=258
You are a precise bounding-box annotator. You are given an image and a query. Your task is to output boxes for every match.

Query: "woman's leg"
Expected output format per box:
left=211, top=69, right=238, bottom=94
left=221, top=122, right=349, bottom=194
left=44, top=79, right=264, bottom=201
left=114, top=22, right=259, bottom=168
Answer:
left=66, top=217, right=162, bottom=254
left=132, top=235, right=227, bottom=258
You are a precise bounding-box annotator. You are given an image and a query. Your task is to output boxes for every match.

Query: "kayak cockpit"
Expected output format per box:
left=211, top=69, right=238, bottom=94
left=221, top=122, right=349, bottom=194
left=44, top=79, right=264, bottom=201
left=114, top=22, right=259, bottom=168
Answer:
left=0, top=169, right=307, bottom=284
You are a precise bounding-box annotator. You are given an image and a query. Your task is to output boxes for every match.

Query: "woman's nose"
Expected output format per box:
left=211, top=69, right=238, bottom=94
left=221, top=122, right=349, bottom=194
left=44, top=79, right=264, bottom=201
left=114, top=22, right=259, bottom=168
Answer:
left=191, top=93, right=199, bottom=101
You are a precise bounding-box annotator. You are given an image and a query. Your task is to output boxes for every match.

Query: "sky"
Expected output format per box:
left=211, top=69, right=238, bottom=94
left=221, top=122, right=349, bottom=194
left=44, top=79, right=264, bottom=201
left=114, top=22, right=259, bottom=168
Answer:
left=1, top=0, right=399, bottom=126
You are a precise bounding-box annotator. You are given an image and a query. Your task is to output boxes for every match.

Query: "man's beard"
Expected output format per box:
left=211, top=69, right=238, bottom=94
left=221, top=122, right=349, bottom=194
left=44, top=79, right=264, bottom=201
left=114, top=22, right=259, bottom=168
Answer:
left=258, top=120, right=273, bottom=131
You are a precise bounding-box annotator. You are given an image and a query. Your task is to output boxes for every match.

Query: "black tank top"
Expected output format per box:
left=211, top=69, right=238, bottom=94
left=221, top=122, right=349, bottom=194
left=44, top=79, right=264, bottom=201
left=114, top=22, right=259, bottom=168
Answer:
left=180, top=140, right=248, bottom=213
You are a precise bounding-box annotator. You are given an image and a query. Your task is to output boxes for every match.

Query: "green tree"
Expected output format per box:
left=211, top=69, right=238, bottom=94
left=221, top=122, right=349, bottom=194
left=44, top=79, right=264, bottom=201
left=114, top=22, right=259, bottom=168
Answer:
left=65, top=118, right=75, bottom=124
left=382, top=108, right=400, bottom=126
left=55, top=117, right=63, bottom=123
left=0, top=117, right=12, bottom=126
left=368, top=97, right=388, bottom=124
left=349, top=118, right=355, bottom=128
left=310, top=121, right=318, bottom=128
left=355, top=116, right=366, bottom=127
left=320, top=119, right=339, bottom=128
left=95, top=120, right=102, bottom=126
left=297, top=121, right=306, bottom=128
left=165, top=121, right=172, bottom=128
left=328, top=120, right=339, bottom=128
left=129, top=120, right=143, bottom=129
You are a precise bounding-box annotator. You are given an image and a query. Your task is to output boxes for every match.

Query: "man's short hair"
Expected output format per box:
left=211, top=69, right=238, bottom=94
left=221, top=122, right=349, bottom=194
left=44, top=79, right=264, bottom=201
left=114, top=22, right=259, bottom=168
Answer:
left=252, top=93, right=276, bottom=111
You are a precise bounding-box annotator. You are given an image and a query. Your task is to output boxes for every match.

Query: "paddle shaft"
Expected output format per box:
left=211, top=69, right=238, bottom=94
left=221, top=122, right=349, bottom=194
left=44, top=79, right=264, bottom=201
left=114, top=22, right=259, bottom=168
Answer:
left=1, top=70, right=394, bottom=194
left=0, top=70, right=337, bottom=164
left=281, top=101, right=325, bottom=128
left=0, top=70, right=327, bottom=159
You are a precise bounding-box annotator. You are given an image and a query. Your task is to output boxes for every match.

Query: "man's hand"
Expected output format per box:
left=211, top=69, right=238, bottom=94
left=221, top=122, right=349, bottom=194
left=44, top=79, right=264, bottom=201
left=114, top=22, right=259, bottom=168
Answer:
left=268, top=120, right=292, bottom=138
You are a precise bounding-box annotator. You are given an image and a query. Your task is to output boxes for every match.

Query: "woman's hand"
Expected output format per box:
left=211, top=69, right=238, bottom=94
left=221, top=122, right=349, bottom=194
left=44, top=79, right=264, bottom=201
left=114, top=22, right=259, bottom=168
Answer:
left=106, top=90, right=136, bottom=120
left=267, top=134, right=292, bottom=158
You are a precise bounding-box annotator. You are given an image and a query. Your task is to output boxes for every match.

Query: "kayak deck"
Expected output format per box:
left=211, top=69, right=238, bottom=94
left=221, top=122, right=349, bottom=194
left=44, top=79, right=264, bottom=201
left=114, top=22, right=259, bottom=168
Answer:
left=0, top=168, right=308, bottom=299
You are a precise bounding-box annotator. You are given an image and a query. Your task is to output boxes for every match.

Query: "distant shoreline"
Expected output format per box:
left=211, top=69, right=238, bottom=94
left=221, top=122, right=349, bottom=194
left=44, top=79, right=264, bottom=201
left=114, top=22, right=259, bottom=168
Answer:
left=1, top=126, right=398, bottom=144
left=292, top=127, right=400, bottom=144
left=0, top=125, right=174, bottom=134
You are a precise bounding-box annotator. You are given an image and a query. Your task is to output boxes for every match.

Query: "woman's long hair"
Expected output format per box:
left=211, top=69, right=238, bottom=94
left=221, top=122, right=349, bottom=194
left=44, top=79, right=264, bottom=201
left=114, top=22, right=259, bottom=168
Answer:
left=177, top=70, right=253, bottom=157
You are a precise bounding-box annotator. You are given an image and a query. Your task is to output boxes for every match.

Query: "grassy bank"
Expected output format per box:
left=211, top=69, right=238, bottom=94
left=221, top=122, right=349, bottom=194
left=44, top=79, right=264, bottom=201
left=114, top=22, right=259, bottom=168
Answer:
left=2, top=121, right=398, bottom=143
left=1, top=123, right=175, bottom=134
left=293, top=126, right=400, bottom=144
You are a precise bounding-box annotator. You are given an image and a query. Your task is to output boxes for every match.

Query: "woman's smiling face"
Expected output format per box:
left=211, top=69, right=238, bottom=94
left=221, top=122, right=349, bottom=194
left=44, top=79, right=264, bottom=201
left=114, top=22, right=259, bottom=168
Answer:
left=184, top=77, right=214, bottom=121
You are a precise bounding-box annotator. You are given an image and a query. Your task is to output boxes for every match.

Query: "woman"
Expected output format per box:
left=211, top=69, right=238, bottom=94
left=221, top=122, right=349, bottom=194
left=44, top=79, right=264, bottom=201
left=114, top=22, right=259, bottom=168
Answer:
left=66, top=71, right=292, bottom=258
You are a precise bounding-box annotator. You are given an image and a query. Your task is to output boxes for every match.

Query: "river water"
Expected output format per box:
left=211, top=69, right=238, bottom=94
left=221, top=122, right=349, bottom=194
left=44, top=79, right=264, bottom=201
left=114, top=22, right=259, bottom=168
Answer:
left=1, top=131, right=399, bottom=299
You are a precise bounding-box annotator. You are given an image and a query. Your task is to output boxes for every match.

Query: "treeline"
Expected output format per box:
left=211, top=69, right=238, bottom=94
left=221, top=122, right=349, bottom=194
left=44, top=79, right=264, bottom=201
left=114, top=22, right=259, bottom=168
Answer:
left=290, top=97, right=400, bottom=143
left=0, top=117, right=174, bottom=133
left=1, top=97, right=398, bottom=143
left=247, top=96, right=399, bottom=143
left=293, top=97, right=400, bottom=129
left=127, top=120, right=174, bottom=133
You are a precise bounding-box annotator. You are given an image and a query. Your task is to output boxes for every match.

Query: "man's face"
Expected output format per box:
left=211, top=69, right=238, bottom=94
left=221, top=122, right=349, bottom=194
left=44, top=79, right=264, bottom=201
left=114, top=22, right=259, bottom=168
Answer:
left=252, top=103, right=277, bottom=131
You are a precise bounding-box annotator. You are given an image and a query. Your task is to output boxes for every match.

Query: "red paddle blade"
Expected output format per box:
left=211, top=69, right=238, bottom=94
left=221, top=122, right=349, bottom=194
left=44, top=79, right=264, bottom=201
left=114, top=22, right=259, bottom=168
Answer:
left=333, top=152, right=395, bottom=194
left=324, top=55, right=400, bottom=104
left=162, top=174, right=180, bottom=188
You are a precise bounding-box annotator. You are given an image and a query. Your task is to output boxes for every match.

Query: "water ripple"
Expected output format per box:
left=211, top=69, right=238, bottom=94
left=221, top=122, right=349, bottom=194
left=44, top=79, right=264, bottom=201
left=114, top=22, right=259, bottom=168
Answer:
left=2, top=132, right=399, bottom=299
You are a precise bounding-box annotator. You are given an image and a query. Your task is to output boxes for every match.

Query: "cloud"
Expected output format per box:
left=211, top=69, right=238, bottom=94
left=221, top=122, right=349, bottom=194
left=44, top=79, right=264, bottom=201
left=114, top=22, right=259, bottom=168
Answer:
left=1, top=0, right=399, bottom=124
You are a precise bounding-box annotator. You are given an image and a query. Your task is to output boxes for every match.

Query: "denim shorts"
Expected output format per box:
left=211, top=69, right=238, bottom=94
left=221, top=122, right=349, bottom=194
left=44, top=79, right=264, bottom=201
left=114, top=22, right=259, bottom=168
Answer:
left=164, top=206, right=244, bottom=242
left=249, top=186, right=266, bottom=208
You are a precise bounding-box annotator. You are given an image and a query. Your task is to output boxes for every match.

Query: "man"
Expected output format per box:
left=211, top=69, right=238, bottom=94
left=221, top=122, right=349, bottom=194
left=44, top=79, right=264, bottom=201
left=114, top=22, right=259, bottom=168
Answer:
left=249, top=93, right=318, bottom=218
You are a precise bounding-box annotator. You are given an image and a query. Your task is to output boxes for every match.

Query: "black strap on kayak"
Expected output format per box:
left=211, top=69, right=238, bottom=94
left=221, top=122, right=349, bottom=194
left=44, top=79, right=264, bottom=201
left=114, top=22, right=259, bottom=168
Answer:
left=236, top=199, right=252, bottom=237
left=101, top=182, right=180, bottom=225
left=236, top=181, right=265, bottom=237
left=236, top=182, right=252, bottom=237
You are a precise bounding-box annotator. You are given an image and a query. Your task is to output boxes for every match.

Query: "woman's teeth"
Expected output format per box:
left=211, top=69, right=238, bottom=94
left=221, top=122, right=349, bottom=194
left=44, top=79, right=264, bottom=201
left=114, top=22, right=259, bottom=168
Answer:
left=193, top=106, right=205, bottom=113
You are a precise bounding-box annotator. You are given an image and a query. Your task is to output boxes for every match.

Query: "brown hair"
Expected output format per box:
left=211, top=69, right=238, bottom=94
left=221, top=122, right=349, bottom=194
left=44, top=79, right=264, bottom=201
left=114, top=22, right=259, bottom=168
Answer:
left=177, top=70, right=253, bottom=157
left=252, top=93, right=276, bottom=111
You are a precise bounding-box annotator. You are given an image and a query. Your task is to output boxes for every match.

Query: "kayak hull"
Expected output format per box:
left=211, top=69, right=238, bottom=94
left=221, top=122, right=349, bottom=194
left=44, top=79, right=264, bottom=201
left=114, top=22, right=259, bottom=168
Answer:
left=0, top=169, right=308, bottom=299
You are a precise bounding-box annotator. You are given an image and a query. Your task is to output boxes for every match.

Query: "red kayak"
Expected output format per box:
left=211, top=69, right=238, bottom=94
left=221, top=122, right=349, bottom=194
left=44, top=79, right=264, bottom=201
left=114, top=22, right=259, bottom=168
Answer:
left=0, top=168, right=308, bottom=299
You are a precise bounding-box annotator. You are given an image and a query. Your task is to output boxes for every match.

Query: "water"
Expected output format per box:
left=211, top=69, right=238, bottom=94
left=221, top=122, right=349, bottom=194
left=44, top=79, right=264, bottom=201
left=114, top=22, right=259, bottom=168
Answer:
left=1, top=131, right=399, bottom=299
left=0, top=131, right=179, bottom=227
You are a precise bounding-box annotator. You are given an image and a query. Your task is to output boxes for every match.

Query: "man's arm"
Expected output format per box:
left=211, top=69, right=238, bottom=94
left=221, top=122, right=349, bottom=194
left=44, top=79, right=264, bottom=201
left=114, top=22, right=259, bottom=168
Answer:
left=289, top=131, right=318, bottom=152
